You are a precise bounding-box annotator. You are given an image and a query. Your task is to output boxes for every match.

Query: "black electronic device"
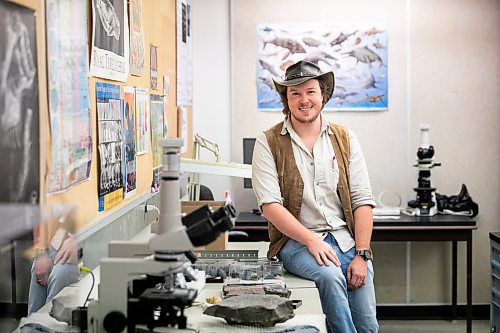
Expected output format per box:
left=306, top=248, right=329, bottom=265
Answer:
left=235, top=211, right=268, bottom=227
left=243, top=138, right=256, bottom=189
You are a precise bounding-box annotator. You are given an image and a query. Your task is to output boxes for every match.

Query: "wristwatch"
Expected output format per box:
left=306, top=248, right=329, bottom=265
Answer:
left=355, top=249, right=372, bottom=261
left=32, top=247, right=49, bottom=259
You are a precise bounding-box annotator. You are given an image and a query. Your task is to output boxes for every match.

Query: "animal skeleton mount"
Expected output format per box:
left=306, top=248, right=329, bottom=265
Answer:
left=188, top=134, right=221, bottom=201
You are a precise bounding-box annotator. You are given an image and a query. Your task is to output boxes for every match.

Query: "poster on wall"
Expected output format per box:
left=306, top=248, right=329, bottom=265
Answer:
left=47, top=0, right=92, bottom=194
left=176, top=0, right=192, bottom=106
left=135, top=87, right=149, bottom=155
left=129, top=0, right=145, bottom=76
left=177, top=106, right=188, bottom=154
left=163, top=75, right=170, bottom=136
left=150, top=94, right=164, bottom=192
left=150, top=44, right=158, bottom=90
left=122, top=86, right=137, bottom=199
left=0, top=1, right=40, bottom=203
left=90, top=0, right=130, bottom=82
left=256, top=23, right=388, bottom=112
left=96, top=82, right=123, bottom=211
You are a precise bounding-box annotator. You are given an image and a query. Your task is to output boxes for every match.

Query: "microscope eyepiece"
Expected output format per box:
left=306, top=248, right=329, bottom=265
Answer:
left=417, top=145, right=434, bottom=160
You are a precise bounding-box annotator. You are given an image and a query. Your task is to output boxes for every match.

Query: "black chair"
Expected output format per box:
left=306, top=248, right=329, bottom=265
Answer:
left=198, top=185, right=248, bottom=242
left=198, top=185, right=214, bottom=201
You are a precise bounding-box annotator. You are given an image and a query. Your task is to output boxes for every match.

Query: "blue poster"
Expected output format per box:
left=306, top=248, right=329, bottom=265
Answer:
left=96, top=82, right=123, bottom=211
left=257, top=23, right=388, bottom=112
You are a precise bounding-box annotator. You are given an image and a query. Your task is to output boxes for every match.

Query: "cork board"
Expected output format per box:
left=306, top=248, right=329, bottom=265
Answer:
left=7, top=0, right=193, bottom=231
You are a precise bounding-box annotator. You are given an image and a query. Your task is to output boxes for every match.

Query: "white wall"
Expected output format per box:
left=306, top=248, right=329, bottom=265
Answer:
left=408, top=0, right=499, bottom=303
left=191, top=0, right=232, bottom=199
left=193, top=0, right=500, bottom=305
left=230, top=0, right=410, bottom=213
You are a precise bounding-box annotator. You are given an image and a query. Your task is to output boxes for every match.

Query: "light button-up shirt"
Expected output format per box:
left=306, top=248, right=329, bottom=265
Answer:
left=252, top=115, right=376, bottom=252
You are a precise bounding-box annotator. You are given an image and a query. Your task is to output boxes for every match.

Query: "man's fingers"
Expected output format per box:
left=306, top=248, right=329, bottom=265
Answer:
left=328, top=252, right=341, bottom=267
left=316, top=253, right=330, bottom=266
left=40, top=273, right=48, bottom=286
left=54, top=250, right=65, bottom=264
left=61, top=251, right=70, bottom=264
left=314, top=252, right=331, bottom=266
left=348, top=279, right=360, bottom=291
left=315, top=251, right=341, bottom=267
left=56, top=250, right=69, bottom=264
left=54, top=252, right=61, bottom=264
left=348, top=276, right=366, bottom=290
left=320, top=252, right=330, bottom=266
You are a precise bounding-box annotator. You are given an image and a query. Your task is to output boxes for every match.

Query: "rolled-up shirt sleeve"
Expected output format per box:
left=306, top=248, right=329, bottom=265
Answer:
left=348, top=130, right=376, bottom=210
left=252, top=133, right=283, bottom=208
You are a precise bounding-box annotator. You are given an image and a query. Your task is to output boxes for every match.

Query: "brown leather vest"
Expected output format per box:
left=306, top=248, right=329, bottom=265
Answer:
left=264, top=121, right=354, bottom=259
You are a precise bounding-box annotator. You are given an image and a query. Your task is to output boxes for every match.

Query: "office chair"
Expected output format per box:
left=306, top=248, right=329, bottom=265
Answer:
left=198, top=185, right=214, bottom=201
left=198, top=185, right=248, bottom=242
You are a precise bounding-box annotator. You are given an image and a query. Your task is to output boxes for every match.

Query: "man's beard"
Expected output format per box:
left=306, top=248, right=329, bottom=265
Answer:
left=291, top=108, right=321, bottom=124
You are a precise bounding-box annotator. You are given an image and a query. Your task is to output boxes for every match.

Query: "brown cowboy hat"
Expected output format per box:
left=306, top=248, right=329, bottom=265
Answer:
left=272, top=60, right=335, bottom=102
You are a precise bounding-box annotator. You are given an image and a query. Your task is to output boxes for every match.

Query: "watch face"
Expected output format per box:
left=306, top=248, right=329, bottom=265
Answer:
left=357, top=250, right=372, bottom=260
left=365, top=250, right=372, bottom=260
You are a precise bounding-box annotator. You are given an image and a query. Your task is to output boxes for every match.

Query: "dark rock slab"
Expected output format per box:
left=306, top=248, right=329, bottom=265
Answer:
left=203, top=294, right=294, bottom=327
left=222, top=283, right=291, bottom=298
left=263, top=325, right=320, bottom=333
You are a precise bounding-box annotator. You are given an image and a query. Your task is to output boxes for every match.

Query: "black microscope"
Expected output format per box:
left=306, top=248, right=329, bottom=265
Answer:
left=408, top=124, right=441, bottom=216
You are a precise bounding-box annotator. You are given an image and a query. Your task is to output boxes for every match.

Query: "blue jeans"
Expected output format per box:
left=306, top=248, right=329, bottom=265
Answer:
left=27, top=248, right=79, bottom=315
left=278, top=233, right=379, bottom=333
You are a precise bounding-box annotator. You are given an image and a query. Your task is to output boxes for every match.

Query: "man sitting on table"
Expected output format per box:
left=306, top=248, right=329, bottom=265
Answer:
left=28, top=208, right=79, bottom=315
left=252, top=60, right=378, bottom=333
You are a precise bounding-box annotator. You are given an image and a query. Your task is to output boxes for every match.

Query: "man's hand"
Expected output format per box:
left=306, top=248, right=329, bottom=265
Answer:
left=306, top=237, right=341, bottom=267
left=34, top=254, right=53, bottom=287
left=347, top=256, right=368, bottom=290
left=54, top=236, right=78, bottom=265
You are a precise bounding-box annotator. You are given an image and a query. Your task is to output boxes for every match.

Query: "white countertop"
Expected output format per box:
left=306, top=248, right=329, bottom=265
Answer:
left=17, top=239, right=325, bottom=332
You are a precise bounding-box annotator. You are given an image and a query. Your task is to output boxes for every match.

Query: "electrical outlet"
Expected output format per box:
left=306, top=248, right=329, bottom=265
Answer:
left=78, top=247, right=83, bottom=260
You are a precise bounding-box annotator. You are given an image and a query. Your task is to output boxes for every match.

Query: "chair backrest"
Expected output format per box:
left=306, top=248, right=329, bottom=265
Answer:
left=199, top=184, right=214, bottom=201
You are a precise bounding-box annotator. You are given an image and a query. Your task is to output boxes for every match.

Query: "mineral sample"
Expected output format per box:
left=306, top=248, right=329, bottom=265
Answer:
left=203, top=294, right=294, bottom=327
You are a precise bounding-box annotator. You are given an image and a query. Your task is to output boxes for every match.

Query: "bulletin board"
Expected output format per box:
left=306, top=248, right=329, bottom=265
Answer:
left=2, top=0, right=193, bottom=231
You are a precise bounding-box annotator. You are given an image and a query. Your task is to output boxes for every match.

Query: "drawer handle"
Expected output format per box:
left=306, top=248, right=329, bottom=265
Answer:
left=493, top=260, right=500, bottom=271
left=493, top=286, right=500, bottom=298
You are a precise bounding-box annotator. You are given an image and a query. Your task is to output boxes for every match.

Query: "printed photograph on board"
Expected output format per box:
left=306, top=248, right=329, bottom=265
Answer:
left=129, top=0, right=145, bottom=76
left=150, top=93, right=163, bottom=193
left=122, top=86, right=137, bottom=199
left=90, top=0, right=130, bottom=82
left=0, top=1, right=40, bottom=203
left=96, top=82, right=123, bottom=211
left=135, top=87, right=149, bottom=155
left=150, top=44, right=158, bottom=90
left=150, top=94, right=164, bottom=169
left=46, top=0, right=92, bottom=194
left=176, top=0, right=192, bottom=106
